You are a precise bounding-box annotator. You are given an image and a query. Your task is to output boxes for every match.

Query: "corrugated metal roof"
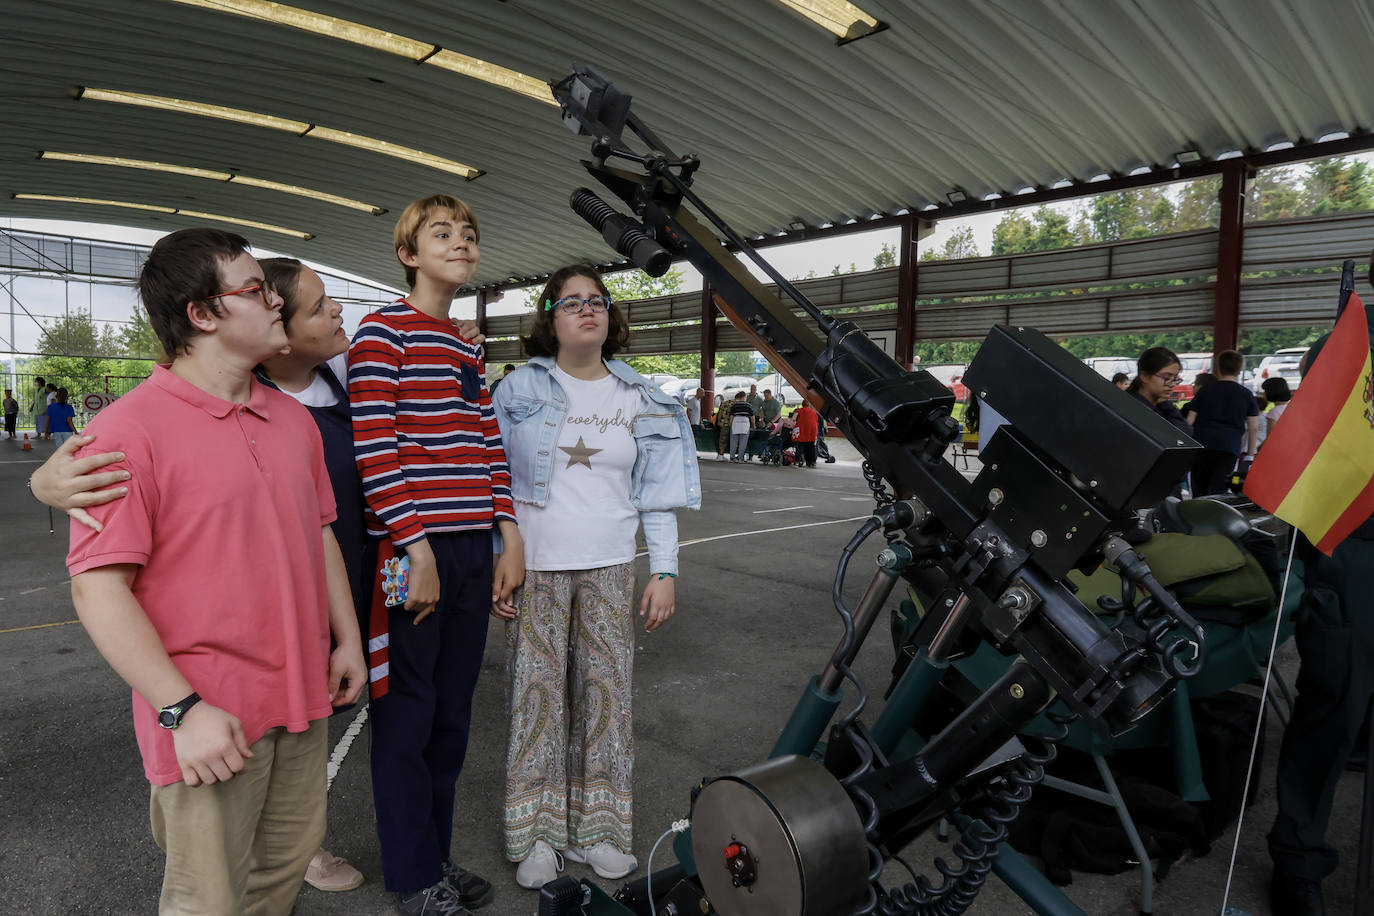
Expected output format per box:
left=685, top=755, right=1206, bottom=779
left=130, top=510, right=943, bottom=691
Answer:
left=3, top=0, right=1372, bottom=290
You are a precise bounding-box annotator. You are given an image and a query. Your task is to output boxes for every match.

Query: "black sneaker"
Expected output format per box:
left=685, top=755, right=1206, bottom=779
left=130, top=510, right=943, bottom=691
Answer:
left=1270, top=871, right=1325, bottom=916
left=442, top=860, right=495, bottom=909
left=396, top=879, right=472, bottom=916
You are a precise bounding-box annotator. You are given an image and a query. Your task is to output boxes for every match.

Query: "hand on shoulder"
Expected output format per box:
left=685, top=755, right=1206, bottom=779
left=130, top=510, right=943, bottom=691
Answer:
left=29, top=434, right=131, bottom=532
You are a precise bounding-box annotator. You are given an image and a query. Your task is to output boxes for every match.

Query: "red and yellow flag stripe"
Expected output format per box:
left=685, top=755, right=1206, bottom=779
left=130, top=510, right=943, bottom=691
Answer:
left=1245, top=293, right=1374, bottom=554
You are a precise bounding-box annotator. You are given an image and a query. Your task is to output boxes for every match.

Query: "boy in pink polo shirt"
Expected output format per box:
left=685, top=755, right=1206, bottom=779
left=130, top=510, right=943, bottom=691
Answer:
left=67, top=228, right=366, bottom=915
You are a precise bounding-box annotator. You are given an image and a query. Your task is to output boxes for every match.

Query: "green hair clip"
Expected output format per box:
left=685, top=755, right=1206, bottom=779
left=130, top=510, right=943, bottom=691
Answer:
left=542, top=299, right=554, bottom=311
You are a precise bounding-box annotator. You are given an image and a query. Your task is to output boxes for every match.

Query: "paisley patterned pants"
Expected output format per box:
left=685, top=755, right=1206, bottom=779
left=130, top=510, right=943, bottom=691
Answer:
left=503, top=563, right=635, bottom=861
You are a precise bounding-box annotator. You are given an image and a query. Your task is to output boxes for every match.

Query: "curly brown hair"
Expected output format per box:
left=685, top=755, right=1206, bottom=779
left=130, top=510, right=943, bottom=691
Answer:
left=520, top=265, right=629, bottom=360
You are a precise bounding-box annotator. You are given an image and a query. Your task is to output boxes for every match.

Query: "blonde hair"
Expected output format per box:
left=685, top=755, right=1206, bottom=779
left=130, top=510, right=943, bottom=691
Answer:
left=393, top=194, right=481, bottom=288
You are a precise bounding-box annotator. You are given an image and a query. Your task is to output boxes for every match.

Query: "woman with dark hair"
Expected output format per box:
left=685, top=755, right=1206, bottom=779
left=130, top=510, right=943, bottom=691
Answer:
left=1128, top=346, right=1191, bottom=435
left=1261, top=376, right=1292, bottom=438
left=491, top=264, right=700, bottom=890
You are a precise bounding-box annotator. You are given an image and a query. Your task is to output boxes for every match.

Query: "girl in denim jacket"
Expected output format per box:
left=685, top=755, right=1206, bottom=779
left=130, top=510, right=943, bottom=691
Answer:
left=491, top=265, right=699, bottom=891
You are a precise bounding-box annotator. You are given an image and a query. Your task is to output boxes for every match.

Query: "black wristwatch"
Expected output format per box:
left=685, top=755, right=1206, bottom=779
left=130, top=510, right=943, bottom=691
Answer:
left=157, top=692, right=202, bottom=730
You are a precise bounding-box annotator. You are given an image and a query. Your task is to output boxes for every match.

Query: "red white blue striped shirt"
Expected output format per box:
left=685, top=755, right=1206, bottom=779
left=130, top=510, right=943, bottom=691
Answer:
left=348, top=299, right=514, bottom=546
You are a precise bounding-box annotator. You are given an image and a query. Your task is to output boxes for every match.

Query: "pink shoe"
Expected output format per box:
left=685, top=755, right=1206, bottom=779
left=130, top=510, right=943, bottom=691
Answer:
left=304, top=847, right=364, bottom=892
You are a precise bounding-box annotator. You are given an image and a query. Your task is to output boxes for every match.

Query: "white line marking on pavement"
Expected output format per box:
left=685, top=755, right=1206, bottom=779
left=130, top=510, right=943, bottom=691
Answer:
left=676, top=515, right=870, bottom=549
left=18, top=587, right=46, bottom=595
left=326, top=703, right=369, bottom=791
left=633, top=515, right=870, bottom=557
left=752, top=505, right=814, bottom=514
left=841, top=496, right=872, bottom=501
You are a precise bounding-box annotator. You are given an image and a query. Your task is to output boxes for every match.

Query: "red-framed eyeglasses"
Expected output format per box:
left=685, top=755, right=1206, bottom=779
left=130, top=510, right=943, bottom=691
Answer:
left=205, top=282, right=277, bottom=305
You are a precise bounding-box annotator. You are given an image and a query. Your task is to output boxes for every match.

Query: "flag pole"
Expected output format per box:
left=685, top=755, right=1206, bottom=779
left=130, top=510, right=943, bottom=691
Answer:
left=1219, top=533, right=1298, bottom=916
left=1357, top=253, right=1374, bottom=915
left=1338, top=258, right=1355, bottom=318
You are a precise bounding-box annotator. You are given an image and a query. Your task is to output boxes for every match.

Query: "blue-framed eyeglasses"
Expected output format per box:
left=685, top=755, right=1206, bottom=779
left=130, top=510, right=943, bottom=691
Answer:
left=546, top=295, right=612, bottom=316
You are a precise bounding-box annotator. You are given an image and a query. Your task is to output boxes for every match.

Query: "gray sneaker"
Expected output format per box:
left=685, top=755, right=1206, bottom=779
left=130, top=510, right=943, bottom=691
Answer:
left=396, top=879, right=472, bottom=916
left=441, top=860, right=495, bottom=909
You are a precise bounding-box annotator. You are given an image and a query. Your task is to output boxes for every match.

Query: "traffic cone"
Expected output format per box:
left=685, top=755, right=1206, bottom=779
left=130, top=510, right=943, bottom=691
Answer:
left=21, top=433, right=32, bottom=451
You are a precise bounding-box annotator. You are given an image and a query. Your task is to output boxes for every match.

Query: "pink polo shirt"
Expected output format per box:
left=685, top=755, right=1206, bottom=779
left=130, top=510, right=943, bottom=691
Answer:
left=67, top=366, right=338, bottom=786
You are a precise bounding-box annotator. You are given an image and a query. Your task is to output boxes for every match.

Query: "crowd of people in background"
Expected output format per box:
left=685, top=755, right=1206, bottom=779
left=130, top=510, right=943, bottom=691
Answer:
left=1120, top=345, right=1295, bottom=497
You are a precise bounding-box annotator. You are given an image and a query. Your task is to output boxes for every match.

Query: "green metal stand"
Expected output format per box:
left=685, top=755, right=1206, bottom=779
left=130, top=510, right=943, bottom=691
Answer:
left=770, top=675, right=843, bottom=758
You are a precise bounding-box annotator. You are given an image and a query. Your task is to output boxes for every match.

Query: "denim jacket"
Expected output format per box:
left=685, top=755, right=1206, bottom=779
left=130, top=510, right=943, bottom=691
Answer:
left=492, top=356, right=701, bottom=575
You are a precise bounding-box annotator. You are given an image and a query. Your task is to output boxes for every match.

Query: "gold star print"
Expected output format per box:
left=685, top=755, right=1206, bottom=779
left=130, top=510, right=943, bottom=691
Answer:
left=560, top=436, right=603, bottom=469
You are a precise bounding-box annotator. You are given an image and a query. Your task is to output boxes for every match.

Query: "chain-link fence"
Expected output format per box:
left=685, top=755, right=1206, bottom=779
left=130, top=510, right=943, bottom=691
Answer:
left=7, top=368, right=154, bottom=431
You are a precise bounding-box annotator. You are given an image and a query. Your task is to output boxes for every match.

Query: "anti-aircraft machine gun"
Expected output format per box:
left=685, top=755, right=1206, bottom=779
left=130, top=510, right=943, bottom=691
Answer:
left=542, top=66, right=1208, bottom=916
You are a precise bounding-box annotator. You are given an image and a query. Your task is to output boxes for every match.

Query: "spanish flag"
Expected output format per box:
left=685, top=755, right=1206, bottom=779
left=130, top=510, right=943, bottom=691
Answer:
left=1245, top=292, right=1374, bottom=555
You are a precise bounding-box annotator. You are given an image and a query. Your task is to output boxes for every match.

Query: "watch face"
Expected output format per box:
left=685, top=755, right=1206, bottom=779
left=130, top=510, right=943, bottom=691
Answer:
left=158, top=708, right=179, bottom=729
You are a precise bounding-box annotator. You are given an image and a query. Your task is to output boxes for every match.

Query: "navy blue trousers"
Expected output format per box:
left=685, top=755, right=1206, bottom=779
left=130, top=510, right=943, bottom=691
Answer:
left=369, top=531, right=492, bottom=893
left=1269, top=535, right=1374, bottom=881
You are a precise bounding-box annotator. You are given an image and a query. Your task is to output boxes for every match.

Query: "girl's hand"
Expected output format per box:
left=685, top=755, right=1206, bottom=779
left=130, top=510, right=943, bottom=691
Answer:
left=29, top=434, right=131, bottom=532
left=640, top=576, right=676, bottom=632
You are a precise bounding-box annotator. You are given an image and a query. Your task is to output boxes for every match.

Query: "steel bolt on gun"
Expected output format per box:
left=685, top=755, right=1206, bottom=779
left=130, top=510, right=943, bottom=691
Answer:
left=548, top=65, right=1207, bottom=916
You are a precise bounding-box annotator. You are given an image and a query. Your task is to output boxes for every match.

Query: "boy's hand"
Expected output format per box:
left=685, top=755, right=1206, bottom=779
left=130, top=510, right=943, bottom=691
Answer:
left=492, top=521, right=524, bottom=618
left=171, top=702, right=253, bottom=787
left=403, top=540, right=441, bottom=624
left=328, top=641, right=366, bottom=706
left=640, top=576, right=677, bottom=632
left=451, top=318, right=486, bottom=347
left=29, top=433, right=131, bottom=532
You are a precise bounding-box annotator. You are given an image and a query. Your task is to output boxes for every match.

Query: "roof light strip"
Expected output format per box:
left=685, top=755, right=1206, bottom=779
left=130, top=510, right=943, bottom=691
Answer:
left=164, top=0, right=554, bottom=105
left=38, top=151, right=385, bottom=214
left=77, top=87, right=482, bottom=180
left=774, top=0, right=886, bottom=42
left=12, top=193, right=314, bottom=239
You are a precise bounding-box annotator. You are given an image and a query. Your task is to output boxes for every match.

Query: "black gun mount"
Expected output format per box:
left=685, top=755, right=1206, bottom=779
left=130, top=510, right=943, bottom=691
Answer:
left=553, top=64, right=1206, bottom=916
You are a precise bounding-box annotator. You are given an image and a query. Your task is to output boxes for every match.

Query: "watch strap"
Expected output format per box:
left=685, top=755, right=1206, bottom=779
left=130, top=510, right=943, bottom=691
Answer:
left=158, top=691, right=202, bottom=729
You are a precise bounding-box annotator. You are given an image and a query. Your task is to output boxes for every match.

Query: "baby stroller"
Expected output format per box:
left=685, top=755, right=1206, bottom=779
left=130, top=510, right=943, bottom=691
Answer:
left=761, top=423, right=797, bottom=466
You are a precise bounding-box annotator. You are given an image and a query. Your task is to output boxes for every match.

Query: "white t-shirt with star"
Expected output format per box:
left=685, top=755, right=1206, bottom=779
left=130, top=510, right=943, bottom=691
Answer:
left=520, top=364, right=643, bottom=571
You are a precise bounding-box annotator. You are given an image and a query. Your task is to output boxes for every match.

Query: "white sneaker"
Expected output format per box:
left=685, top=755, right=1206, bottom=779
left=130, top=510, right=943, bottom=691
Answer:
left=515, top=840, right=563, bottom=889
left=565, top=841, right=637, bottom=879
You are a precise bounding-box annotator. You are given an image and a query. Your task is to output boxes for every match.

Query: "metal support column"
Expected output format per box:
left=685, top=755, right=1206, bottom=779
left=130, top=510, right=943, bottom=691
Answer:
left=700, top=280, right=717, bottom=407
left=475, top=287, right=488, bottom=334
left=1213, top=159, right=1249, bottom=356
left=896, top=214, right=918, bottom=370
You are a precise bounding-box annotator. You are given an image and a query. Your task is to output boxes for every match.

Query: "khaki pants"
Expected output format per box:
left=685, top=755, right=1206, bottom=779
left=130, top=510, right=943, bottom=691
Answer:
left=149, top=720, right=327, bottom=916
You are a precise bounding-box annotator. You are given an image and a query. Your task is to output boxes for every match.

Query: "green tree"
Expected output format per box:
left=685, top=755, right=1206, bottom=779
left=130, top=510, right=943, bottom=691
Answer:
left=1306, top=157, right=1374, bottom=215
left=600, top=267, right=684, bottom=302
left=1176, top=177, right=1221, bottom=229
left=624, top=354, right=702, bottom=377
left=913, top=340, right=981, bottom=363
left=873, top=242, right=898, bottom=269
left=919, top=226, right=980, bottom=261
left=1246, top=168, right=1303, bottom=222
left=29, top=311, right=125, bottom=392
left=991, top=211, right=1035, bottom=255
left=715, top=351, right=755, bottom=374
left=119, top=303, right=164, bottom=360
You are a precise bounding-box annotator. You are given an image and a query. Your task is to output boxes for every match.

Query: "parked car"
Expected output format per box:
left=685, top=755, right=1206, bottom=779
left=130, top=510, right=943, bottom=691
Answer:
left=920, top=363, right=969, bottom=402
left=661, top=377, right=699, bottom=403
left=755, top=372, right=802, bottom=407
left=712, top=375, right=760, bottom=409
left=1253, top=347, right=1308, bottom=394
left=1083, top=356, right=1136, bottom=383
left=1169, top=353, right=1215, bottom=402
left=641, top=373, right=679, bottom=394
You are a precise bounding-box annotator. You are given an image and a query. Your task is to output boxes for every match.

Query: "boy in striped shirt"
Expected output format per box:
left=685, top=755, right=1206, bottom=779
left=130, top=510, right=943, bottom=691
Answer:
left=349, top=194, right=524, bottom=914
